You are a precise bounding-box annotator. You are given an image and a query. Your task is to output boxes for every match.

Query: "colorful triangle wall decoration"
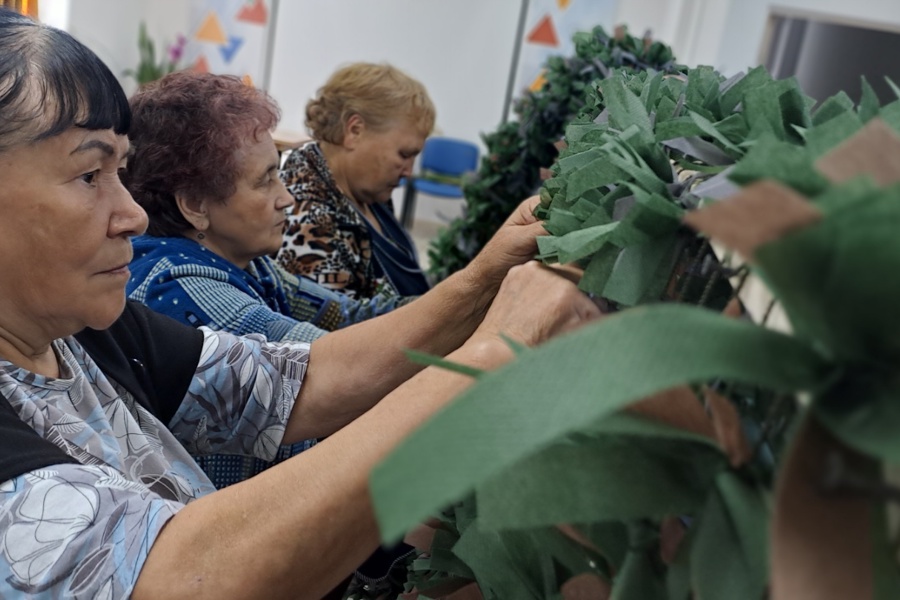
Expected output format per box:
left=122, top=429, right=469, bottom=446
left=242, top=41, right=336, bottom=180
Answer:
left=557, top=0, right=572, bottom=9
left=527, top=15, right=559, bottom=47
left=529, top=70, right=548, bottom=92
left=219, top=36, right=244, bottom=64
left=193, top=55, right=211, bottom=73
left=237, top=0, right=268, bottom=26
left=195, top=11, right=228, bottom=44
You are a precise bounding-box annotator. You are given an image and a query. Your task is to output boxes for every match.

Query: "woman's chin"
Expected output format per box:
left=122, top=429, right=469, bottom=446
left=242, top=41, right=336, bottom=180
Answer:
left=83, top=293, right=128, bottom=332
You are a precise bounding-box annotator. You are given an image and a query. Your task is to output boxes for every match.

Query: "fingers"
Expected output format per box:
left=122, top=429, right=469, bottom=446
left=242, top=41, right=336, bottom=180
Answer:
left=547, top=262, right=584, bottom=284
left=470, top=219, right=548, bottom=288
left=475, top=261, right=603, bottom=347
left=467, top=196, right=549, bottom=289
left=505, top=195, right=541, bottom=227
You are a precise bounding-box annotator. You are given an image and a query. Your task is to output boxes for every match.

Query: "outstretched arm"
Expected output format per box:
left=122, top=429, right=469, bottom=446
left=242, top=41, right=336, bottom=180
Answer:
left=285, top=197, right=550, bottom=441
left=134, top=261, right=600, bottom=600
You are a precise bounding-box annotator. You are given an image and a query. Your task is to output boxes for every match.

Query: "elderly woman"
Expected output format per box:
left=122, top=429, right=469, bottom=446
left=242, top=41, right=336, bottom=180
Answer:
left=277, top=62, right=433, bottom=300
left=123, top=71, right=417, bottom=598
left=0, top=9, right=599, bottom=600
left=124, top=72, right=410, bottom=492
left=124, top=72, right=406, bottom=345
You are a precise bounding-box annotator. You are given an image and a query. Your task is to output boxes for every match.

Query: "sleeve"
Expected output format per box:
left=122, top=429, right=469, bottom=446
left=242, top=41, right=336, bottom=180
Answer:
left=0, top=464, right=182, bottom=598
left=274, top=260, right=415, bottom=329
left=167, top=329, right=311, bottom=459
left=136, top=263, right=327, bottom=344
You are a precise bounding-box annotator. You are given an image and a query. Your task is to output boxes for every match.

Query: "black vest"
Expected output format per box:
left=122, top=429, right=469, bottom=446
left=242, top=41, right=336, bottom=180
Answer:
left=0, top=301, right=203, bottom=483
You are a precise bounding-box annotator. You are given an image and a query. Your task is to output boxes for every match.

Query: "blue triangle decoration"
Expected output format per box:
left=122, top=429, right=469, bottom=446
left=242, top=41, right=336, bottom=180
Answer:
left=219, top=35, right=244, bottom=64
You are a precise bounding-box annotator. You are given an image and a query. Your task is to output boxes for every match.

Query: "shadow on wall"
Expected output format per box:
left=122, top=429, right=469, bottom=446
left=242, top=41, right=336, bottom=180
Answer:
left=765, top=12, right=900, bottom=104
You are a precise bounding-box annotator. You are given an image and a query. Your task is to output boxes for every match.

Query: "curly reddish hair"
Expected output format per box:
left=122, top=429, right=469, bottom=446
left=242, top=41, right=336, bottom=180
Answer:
left=125, top=71, right=280, bottom=237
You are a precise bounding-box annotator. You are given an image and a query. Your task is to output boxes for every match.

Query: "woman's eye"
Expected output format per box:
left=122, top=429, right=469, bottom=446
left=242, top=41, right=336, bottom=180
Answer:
left=80, top=170, right=99, bottom=185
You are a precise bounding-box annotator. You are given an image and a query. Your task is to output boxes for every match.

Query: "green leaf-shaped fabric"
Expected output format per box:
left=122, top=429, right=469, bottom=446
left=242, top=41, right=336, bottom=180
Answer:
left=476, top=414, right=725, bottom=530
left=371, top=304, right=830, bottom=541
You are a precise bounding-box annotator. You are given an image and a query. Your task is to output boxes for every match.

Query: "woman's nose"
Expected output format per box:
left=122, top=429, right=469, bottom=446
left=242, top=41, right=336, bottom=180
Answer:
left=275, top=180, right=295, bottom=210
left=110, top=184, right=148, bottom=237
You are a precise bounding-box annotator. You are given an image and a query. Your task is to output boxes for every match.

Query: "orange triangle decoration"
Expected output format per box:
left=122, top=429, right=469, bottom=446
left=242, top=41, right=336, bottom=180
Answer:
left=557, top=0, right=572, bottom=9
left=527, top=14, right=559, bottom=47
left=193, top=55, right=210, bottom=74
left=242, top=74, right=254, bottom=87
left=237, top=0, right=268, bottom=26
left=529, top=70, right=547, bottom=93
left=195, top=11, right=228, bottom=44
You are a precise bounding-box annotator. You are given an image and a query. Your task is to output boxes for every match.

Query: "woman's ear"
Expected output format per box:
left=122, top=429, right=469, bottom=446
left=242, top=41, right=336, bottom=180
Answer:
left=175, top=193, right=209, bottom=232
left=343, top=114, right=365, bottom=149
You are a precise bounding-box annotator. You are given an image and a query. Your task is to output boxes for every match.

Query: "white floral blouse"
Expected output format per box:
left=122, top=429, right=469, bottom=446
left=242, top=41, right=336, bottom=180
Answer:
left=0, top=328, right=309, bottom=597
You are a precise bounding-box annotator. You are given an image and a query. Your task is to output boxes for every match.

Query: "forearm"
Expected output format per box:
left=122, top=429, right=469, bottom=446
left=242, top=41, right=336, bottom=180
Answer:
left=134, top=337, right=512, bottom=600
left=336, top=289, right=415, bottom=327
left=286, top=265, right=497, bottom=441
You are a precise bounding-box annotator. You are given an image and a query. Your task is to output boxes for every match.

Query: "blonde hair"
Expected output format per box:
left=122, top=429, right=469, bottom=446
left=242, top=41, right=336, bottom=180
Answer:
left=306, top=62, right=436, bottom=143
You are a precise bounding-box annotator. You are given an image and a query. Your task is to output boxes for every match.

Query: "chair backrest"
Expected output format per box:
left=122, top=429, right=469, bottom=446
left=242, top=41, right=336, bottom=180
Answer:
left=419, top=137, right=479, bottom=177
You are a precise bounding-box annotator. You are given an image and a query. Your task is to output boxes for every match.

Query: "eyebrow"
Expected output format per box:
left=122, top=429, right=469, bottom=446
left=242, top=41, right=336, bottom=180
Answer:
left=71, top=139, right=131, bottom=160
left=255, top=163, right=279, bottom=184
left=71, top=139, right=115, bottom=157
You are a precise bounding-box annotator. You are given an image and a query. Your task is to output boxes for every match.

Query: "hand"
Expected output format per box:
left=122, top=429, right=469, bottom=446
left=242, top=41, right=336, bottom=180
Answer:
left=465, top=196, right=547, bottom=290
left=471, top=261, right=603, bottom=348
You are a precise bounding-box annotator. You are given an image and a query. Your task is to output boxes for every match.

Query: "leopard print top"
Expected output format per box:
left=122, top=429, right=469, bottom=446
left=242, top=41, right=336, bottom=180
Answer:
left=277, top=142, right=396, bottom=300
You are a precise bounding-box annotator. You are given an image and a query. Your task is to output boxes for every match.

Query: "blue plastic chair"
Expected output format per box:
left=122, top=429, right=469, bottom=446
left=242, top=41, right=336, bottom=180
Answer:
left=400, top=136, right=479, bottom=229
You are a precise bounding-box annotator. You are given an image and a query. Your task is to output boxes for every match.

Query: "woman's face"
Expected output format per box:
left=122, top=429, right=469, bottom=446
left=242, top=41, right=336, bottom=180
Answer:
left=0, top=128, right=148, bottom=340
left=347, top=118, right=427, bottom=205
left=200, top=131, right=293, bottom=269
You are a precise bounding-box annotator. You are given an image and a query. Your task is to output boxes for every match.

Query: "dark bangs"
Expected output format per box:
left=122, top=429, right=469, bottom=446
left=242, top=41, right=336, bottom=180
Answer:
left=0, top=9, right=130, bottom=151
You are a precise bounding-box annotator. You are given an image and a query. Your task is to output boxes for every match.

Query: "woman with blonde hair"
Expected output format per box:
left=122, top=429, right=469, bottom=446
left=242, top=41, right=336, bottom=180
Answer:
left=278, top=62, right=435, bottom=300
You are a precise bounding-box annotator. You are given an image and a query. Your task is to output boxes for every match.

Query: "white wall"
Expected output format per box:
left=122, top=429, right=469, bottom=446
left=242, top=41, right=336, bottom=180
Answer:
left=43, top=0, right=190, bottom=95
left=50, top=0, right=900, bottom=137
left=612, top=0, right=734, bottom=70
left=267, top=0, right=523, bottom=150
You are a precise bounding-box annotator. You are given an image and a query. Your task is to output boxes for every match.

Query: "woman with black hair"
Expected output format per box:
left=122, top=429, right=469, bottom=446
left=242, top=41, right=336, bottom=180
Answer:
left=0, top=9, right=599, bottom=599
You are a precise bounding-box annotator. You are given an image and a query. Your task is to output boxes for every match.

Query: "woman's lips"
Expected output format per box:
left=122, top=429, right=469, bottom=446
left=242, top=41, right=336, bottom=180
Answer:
left=99, top=262, right=131, bottom=276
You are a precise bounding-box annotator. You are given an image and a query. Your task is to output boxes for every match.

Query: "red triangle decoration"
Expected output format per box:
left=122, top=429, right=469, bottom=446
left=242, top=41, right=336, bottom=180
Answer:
left=236, top=0, right=268, bottom=26
left=527, top=14, right=559, bottom=47
left=193, top=55, right=210, bottom=74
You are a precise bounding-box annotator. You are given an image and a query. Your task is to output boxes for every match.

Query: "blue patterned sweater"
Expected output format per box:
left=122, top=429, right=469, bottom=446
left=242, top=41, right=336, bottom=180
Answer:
left=128, top=235, right=407, bottom=342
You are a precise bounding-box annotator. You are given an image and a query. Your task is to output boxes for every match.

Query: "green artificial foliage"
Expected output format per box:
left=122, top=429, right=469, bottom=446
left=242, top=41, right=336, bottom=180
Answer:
left=372, top=65, right=900, bottom=598
left=427, top=25, right=682, bottom=282
left=536, top=65, right=814, bottom=308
